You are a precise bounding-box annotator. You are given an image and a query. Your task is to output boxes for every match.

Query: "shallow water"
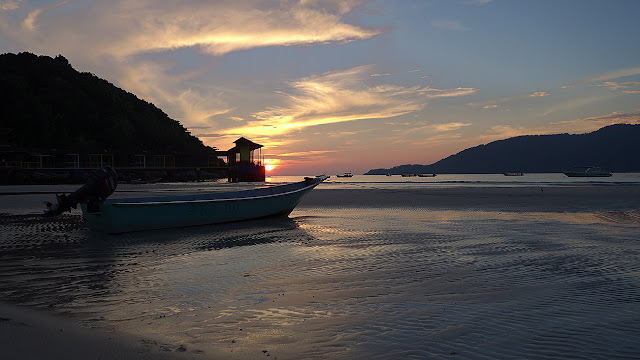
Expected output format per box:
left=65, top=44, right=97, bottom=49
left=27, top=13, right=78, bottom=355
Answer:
left=1, top=201, right=640, bottom=359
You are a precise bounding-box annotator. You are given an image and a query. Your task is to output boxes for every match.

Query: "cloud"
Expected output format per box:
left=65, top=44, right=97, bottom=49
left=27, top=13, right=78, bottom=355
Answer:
left=21, top=8, right=42, bottom=31
left=551, top=110, right=640, bottom=127
left=0, top=0, right=21, bottom=11
left=542, top=94, right=616, bottom=116
left=222, top=65, right=478, bottom=137
left=5, top=0, right=382, bottom=59
left=105, top=60, right=236, bottom=130
left=418, top=87, right=478, bottom=98
left=426, top=122, right=472, bottom=132
left=529, top=91, right=549, bottom=97
left=370, top=69, right=420, bottom=77
left=589, top=81, right=640, bottom=91
left=388, top=122, right=472, bottom=145
left=431, top=19, right=469, bottom=31
left=277, top=150, right=337, bottom=158
left=578, top=67, right=640, bottom=83
left=21, top=0, right=70, bottom=31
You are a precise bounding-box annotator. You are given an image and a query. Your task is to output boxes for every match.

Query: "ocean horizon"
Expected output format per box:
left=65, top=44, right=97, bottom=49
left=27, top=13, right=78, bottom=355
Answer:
left=270, top=172, right=640, bottom=188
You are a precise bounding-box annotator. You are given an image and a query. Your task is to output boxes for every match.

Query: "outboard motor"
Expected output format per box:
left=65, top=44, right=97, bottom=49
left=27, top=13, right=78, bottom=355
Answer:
left=44, top=166, right=118, bottom=216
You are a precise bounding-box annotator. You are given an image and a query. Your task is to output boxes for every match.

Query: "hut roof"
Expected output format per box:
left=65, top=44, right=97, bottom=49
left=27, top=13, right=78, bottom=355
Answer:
left=228, top=137, right=263, bottom=152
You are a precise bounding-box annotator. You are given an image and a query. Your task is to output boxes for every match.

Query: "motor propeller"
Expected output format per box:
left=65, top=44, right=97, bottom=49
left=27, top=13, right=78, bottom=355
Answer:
left=44, top=166, right=118, bottom=216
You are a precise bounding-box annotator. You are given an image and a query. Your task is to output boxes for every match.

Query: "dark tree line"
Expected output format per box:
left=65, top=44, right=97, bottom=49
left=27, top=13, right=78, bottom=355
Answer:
left=0, top=52, right=213, bottom=156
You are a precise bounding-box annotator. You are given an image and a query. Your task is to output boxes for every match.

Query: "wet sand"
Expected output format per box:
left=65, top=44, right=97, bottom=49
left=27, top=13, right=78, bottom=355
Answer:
left=0, top=302, right=197, bottom=360
left=1, top=185, right=640, bottom=359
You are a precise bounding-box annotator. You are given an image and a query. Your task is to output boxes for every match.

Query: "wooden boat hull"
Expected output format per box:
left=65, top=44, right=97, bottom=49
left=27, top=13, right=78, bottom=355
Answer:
left=82, top=176, right=327, bottom=233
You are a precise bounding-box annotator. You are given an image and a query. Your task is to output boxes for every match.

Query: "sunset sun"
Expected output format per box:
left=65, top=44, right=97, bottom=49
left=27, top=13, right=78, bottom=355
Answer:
left=265, top=164, right=275, bottom=171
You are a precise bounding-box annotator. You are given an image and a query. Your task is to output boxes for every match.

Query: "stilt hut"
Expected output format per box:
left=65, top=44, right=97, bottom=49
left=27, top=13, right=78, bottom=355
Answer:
left=225, top=137, right=265, bottom=182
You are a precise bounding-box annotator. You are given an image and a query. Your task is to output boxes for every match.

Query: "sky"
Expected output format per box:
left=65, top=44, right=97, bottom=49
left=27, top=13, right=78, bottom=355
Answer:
left=1, top=0, right=639, bottom=175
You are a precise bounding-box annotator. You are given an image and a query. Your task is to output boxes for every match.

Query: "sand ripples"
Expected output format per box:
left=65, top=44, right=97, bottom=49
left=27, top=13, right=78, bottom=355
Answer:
left=2, top=207, right=640, bottom=359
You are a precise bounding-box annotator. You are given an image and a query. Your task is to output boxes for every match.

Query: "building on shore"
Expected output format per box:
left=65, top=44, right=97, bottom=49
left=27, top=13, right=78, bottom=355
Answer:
left=214, top=137, right=266, bottom=183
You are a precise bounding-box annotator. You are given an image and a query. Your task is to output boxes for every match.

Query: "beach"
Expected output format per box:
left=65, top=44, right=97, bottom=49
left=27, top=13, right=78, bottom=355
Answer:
left=2, top=181, right=640, bottom=359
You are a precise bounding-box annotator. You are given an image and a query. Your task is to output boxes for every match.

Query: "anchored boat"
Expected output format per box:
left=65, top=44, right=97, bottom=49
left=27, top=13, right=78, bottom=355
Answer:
left=563, top=166, right=612, bottom=177
left=44, top=167, right=329, bottom=233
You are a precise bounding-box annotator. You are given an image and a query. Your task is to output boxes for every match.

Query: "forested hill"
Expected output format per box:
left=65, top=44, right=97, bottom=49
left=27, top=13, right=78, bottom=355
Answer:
left=366, top=124, right=640, bottom=174
left=0, top=52, right=211, bottom=155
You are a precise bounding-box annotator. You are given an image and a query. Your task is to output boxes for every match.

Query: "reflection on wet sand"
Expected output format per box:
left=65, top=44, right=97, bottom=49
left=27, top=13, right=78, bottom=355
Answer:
left=2, top=201, right=640, bottom=359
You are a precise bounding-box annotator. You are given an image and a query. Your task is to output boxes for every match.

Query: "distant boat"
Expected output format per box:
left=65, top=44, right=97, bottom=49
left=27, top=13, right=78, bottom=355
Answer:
left=385, top=174, right=393, bottom=176
left=401, top=174, right=417, bottom=177
left=336, top=172, right=353, bottom=178
left=563, top=166, right=612, bottom=177
left=80, top=176, right=329, bottom=233
left=418, top=174, right=437, bottom=177
left=503, top=172, right=523, bottom=176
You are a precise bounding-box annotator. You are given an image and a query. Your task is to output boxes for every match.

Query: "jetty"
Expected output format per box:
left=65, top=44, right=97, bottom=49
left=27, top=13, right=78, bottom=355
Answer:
left=0, top=137, right=266, bottom=185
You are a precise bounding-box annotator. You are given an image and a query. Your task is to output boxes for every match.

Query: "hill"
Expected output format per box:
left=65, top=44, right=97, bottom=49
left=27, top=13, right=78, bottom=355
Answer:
left=0, top=52, right=211, bottom=156
left=365, top=124, right=640, bottom=174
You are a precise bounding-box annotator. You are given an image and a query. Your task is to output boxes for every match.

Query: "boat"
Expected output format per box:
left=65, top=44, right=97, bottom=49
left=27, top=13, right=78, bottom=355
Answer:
left=563, top=166, right=612, bottom=177
left=503, top=172, right=523, bottom=176
left=83, top=176, right=328, bottom=233
left=401, top=174, right=417, bottom=177
left=336, top=172, right=353, bottom=178
left=418, top=173, right=437, bottom=177
left=44, top=168, right=329, bottom=233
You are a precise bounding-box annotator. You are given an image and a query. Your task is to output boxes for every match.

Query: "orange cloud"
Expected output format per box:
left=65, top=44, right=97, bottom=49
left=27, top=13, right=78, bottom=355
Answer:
left=222, top=65, right=478, bottom=138
left=426, top=122, right=472, bottom=132
left=22, top=0, right=71, bottom=31
left=3, top=1, right=382, bottom=60
left=529, top=91, right=549, bottom=97
left=589, top=81, right=640, bottom=91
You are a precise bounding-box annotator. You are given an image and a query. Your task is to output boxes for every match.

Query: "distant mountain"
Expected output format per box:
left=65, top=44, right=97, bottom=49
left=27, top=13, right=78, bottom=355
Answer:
left=365, top=124, right=640, bottom=174
left=0, top=52, right=211, bottom=156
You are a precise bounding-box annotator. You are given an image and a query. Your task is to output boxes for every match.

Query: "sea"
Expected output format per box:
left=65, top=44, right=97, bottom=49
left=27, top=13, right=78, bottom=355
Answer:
left=1, top=173, right=640, bottom=359
left=269, top=172, right=640, bottom=188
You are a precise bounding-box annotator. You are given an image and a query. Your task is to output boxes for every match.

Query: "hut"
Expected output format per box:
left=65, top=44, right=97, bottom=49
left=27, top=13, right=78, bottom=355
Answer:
left=224, top=137, right=265, bottom=182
